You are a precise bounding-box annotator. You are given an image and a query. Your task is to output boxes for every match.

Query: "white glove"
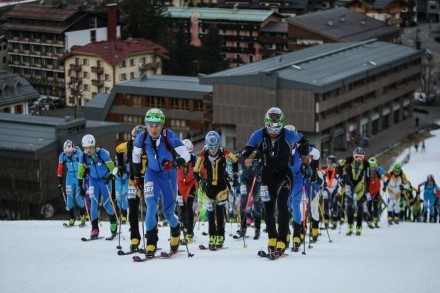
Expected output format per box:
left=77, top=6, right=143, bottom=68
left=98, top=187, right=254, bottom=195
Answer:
left=366, top=192, right=372, bottom=201
left=176, top=195, right=184, bottom=207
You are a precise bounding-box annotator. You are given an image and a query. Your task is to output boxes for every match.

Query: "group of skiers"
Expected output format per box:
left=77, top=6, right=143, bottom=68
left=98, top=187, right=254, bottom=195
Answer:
left=57, top=106, right=440, bottom=259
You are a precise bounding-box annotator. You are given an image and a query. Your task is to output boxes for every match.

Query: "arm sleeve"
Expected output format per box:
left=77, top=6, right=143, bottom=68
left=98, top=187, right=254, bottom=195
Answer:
left=57, top=162, right=64, bottom=177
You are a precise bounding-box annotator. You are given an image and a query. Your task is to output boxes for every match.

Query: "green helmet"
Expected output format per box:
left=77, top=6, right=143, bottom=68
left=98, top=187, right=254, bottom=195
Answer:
left=264, top=107, right=285, bottom=134
left=393, top=163, right=401, bottom=174
left=145, top=108, right=165, bottom=125
left=368, top=157, right=377, bottom=168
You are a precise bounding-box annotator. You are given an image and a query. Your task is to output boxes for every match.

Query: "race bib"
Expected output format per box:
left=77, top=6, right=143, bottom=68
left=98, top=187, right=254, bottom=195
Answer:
left=322, top=190, right=329, bottom=199
left=177, top=195, right=184, bottom=206
left=88, top=186, right=94, bottom=198
left=115, top=191, right=121, bottom=200
left=240, top=184, right=247, bottom=195
left=261, top=185, right=270, bottom=202
left=144, top=181, right=154, bottom=199
left=127, top=186, right=137, bottom=200
left=66, top=185, right=72, bottom=194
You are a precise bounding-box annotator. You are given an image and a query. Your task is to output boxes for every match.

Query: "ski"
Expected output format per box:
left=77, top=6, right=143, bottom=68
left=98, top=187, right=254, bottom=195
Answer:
left=81, top=236, right=104, bottom=242
left=118, top=247, right=162, bottom=256
left=198, top=244, right=228, bottom=251
left=105, top=232, right=120, bottom=241
left=232, top=235, right=250, bottom=240
left=257, top=250, right=288, bottom=259
left=132, top=250, right=184, bottom=262
left=63, top=223, right=74, bottom=228
left=132, top=255, right=157, bottom=262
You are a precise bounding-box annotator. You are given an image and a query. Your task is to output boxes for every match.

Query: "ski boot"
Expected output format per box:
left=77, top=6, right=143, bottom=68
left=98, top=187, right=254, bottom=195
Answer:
left=356, top=226, right=362, bottom=236
left=68, top=218, right=75, bottom=227
left=91, top=228, right=99, bottom=239
left=209, top=235, right=217, bottom=250
left=145, top=229, right=158, bottom=258
left=367, top=221, right=374, bottom=229
left=215, top=235, right=225, bottom=249
left=130, top=238, right=140, bottom=252
left=185, top=233, right=194, bottom=244
left=292, top=237, right=301, bottom=252
left=233, top=228, right=246, bottom=239
left=79, top=215, right=86, bottom=227
left=394, top=216, right=400, bottom=224
left=121, top=209, right=127, bottom=224
left=253, top=228, right=260, bottom=240
left=170, top=226, right=180, bottom=253
left=274, top=241, right=286, bottom=258
left=346, top=224, right=353, bottom=236
left=110, top=222, right=118, bottom=236
left=267, top=238, right=276, bottom=256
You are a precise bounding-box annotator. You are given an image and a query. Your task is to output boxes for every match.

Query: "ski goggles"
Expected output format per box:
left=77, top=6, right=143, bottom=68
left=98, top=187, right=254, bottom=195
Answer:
left=353, top=154, right=364, bottom=161
left=266, top=123, right=282, bottom=134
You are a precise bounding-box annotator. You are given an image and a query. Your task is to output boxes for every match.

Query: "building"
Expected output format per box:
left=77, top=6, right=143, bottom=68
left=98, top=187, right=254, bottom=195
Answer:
left=286, top=7, right=401, bottom=51
left=0, top=112, right=123, bottom=219
left=3, top=3, right=121, bottom=99
left=0, top=70, right=39, bottom=114
left=199, top=39, right=423, bottom=156
left=82, top=75, right=213, bottom=144
left=59, top=38, right=168, bottom=107
left=165, top=6, right=284, bottom=66
left=0, top=29, right=8, bottom=71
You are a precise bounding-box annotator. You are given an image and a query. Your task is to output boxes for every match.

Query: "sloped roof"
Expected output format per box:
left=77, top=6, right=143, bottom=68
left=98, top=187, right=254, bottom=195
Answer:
left=3, top=4, right=78, bottom=21
left=200, top=40, right=423, bottom=93
left=286, top=7, right=400, bottom=41
left=260, top=22, right=288, bottom=33
left=166, top=6, right=275, bottom=22
left=66, top=38, right=168, bottom=66
left=0, top=70, right=39, bottom=107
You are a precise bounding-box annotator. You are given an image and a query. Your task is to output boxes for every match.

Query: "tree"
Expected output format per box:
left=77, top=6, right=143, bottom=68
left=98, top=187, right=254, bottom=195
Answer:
left=197, top=25, right=229, bottom=74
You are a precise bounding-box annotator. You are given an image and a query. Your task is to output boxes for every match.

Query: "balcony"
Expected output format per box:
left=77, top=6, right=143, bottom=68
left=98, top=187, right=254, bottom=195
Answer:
left=91, top=66, right=104, bottom=74
left=69, top=64, right=82, bottom=71
left=70, top=77, right=83, bottom=84
left=92, top=79, right=104, bottom=87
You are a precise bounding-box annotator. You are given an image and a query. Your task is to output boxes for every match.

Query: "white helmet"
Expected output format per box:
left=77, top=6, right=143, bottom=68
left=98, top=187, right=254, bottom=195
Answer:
left=284, top=124, right=296, bottom=132
left=63, top=140, right=74, bottom=155
left=82, top=134, right=95, bottom=147
left=182, top=139, right=194, bottom=153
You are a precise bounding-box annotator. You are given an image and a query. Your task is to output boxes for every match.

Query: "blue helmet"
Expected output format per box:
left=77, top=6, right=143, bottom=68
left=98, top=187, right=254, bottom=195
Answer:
left=205, top=131, right=220, bottom=150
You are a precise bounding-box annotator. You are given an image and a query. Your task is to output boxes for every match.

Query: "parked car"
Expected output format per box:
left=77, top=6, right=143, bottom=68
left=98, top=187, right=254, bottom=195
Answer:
left=32, top=96, right=65, bottom=110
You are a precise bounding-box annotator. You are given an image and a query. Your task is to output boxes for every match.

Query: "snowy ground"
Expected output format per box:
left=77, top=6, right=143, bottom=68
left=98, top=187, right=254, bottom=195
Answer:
left=1, top=130, right=440, bottom=293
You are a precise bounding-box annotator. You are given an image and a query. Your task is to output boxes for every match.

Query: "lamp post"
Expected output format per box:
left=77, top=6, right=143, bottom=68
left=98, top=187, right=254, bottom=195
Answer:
left=72, top=82, right=82, bottom=119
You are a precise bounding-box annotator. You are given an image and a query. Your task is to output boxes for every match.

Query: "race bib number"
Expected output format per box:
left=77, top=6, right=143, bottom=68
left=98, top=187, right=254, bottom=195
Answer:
left=88, top=186, right=94, bottom=198
left=261, top=185, right=270, bottom=202
left=144, top=181, right=154, bottom=199
left=127, top=186, right=137, bottom=200
left=345, top=185, right=351, bottom=196
left=177, top=195, right=184, bottom=206
left=240, top=184, right=247, bottom=195
left=206, top=202, right=213, bottom=212
left=115, top=191, right=121, bottom=200
left=66, top=185, right=72, bottom=194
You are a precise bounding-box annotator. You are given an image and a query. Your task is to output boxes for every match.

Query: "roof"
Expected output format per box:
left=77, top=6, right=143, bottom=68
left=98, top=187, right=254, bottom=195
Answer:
left=166, top=6, right=275, bottom=22
left=0, top=113, right=123, bottom=159
left=260, top=22, right=288, bottom=33
left=199, top=40, right=423, bottom=93
left=65, top=38, right=168, bottom=66
left=3, top=4, right=78, bottom=21
left=0, top=70, right=39, bottom=107
left=83, top=75, right=213, bottom=121
left=286, top=7, right=400, bottom=41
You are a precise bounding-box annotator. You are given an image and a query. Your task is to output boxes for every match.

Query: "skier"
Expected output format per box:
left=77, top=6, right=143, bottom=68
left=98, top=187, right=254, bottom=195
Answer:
left=340, top=147, right=370, bottom=236
left=57, top=140, right=86, bottom=227
left=132, top=108, right=190, bottom=257
left=236, top=149, right=263, bottom=240
left=194, top=131, right=239, bottom=249
left=366, top=157, right=386, bottom=228
left=383, top=163, right=411, bottom=225
left=116, top=125, right=147, bottom=251
left=417, top=174, right=439, bottom=223
left=239, top=107, right=310, bottom=258
left=77, top=134, right=118, bottom=239
left=321, top=155, right=342, bottom=230
left=114, top=159, right=129, bottom=224
left=286, top=124, right=320, bottom=251
left=176, top=139, right=199, bottom=244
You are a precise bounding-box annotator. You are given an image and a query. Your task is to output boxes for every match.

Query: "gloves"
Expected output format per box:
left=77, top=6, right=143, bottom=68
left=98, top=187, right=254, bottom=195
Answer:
left=162, top=160, right=173, bottom=171
left=105, top=173, right=114, bottom=184
left=199, top=179, right=208, bottom=191
left=338, top=178, right=345, bottom=187
left=233, top=174, right=239, bottom=187
left=175, top=157, right=186, bottom=167
left=58, top=176, right=63, bottom=185
left=134, top=177, right=143, bottom=190
left=366, top=192, right=372, bottom=201
left=382, top=181, right=388, bottom=192
left=176, top=195, right=184, bottom=207
left=117, top=166, right=124, bottom=177
left=301, top=163, right=312, bottom=179
left=399, top=184, right=404, bottom=191
left=79, top=186, right=86, bottom=197
left=252, top=162, right=262, bottom=173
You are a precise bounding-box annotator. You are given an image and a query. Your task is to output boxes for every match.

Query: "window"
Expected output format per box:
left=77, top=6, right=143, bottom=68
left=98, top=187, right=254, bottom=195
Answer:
left=90, top=30, right=96, bottom=42
left=83, top=59, right=89, bottom=66
left=130, top=59, right=135, bottom=66
left=105, top=74, right=111, bottom=81
left=119, top=73, right=127, bottom=81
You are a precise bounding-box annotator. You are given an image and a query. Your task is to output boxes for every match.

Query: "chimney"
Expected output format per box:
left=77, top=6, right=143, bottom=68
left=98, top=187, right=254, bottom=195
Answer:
left=107, top=3, right=117, bottom=41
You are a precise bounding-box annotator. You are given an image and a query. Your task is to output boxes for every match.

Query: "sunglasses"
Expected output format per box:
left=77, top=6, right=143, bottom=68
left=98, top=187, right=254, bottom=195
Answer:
left=354, top=155, right=364, bottom=161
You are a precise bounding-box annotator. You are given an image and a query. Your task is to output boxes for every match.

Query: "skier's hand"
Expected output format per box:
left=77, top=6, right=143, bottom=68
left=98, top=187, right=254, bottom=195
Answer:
left=58, top=176, right=63, bottom=186
left=233, top=174, right=239, bottom=187
left=399, top=184, right=404, bottom=191
left=134, top=177, right=143, bottom=190
left=162, top=160, right=173, bottom=171
left=105, top=174, right=114, bottom=184
left=301, top=163, right=312, bottom=179
left=175, top=157, right=186, bottom=168
left=366, top=192, right=372, bottom=201
left=117, top=166, right=124, bottom=177
left=79, top=187, right=86, bottom=198
left=58, top=184, right=63, bottom=190
left=176, top=195, right=184, bottom=207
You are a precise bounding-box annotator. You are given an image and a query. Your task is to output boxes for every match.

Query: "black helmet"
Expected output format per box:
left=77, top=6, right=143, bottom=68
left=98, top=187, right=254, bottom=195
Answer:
left=327, top=155, right=337, bottom=165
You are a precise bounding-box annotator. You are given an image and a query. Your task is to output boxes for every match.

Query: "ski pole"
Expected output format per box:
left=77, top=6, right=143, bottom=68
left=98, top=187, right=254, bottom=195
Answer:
left=318, top=199, right=332, bottom=243
left=114, top=174, right=123, bottom=250
left=58, top=184, right=68, bottom=209
left=301, top=184, right=307, bottom=255
left=241, top=174, right=257, bottom=249
left=166, top=170, right=194, bottom=257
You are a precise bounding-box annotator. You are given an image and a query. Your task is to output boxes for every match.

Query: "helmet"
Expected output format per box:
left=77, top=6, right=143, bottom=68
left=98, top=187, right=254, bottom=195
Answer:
left=131, top=125, right=146, bottom=140
left=264, top=107, right=285, bottom=134
left=182, top=139, right=194, bottom=153
left=353, top=147, right=365, bottom=161
left=205, top=131, right=220, bottom=150
left=393, top=163, right=401, bottom=174
left=327, top=155, right=337, bottom=165
left=63, top=140, right=74, bottom=155
left=145, top=108, right=165, bottom=125
left=368, top=157, right=377, bottom=168
left=427, top=174, right=434, bottom=181
left=82, top=134, right=95, bottom=148
left=284, top=124, right=296, bottom=132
